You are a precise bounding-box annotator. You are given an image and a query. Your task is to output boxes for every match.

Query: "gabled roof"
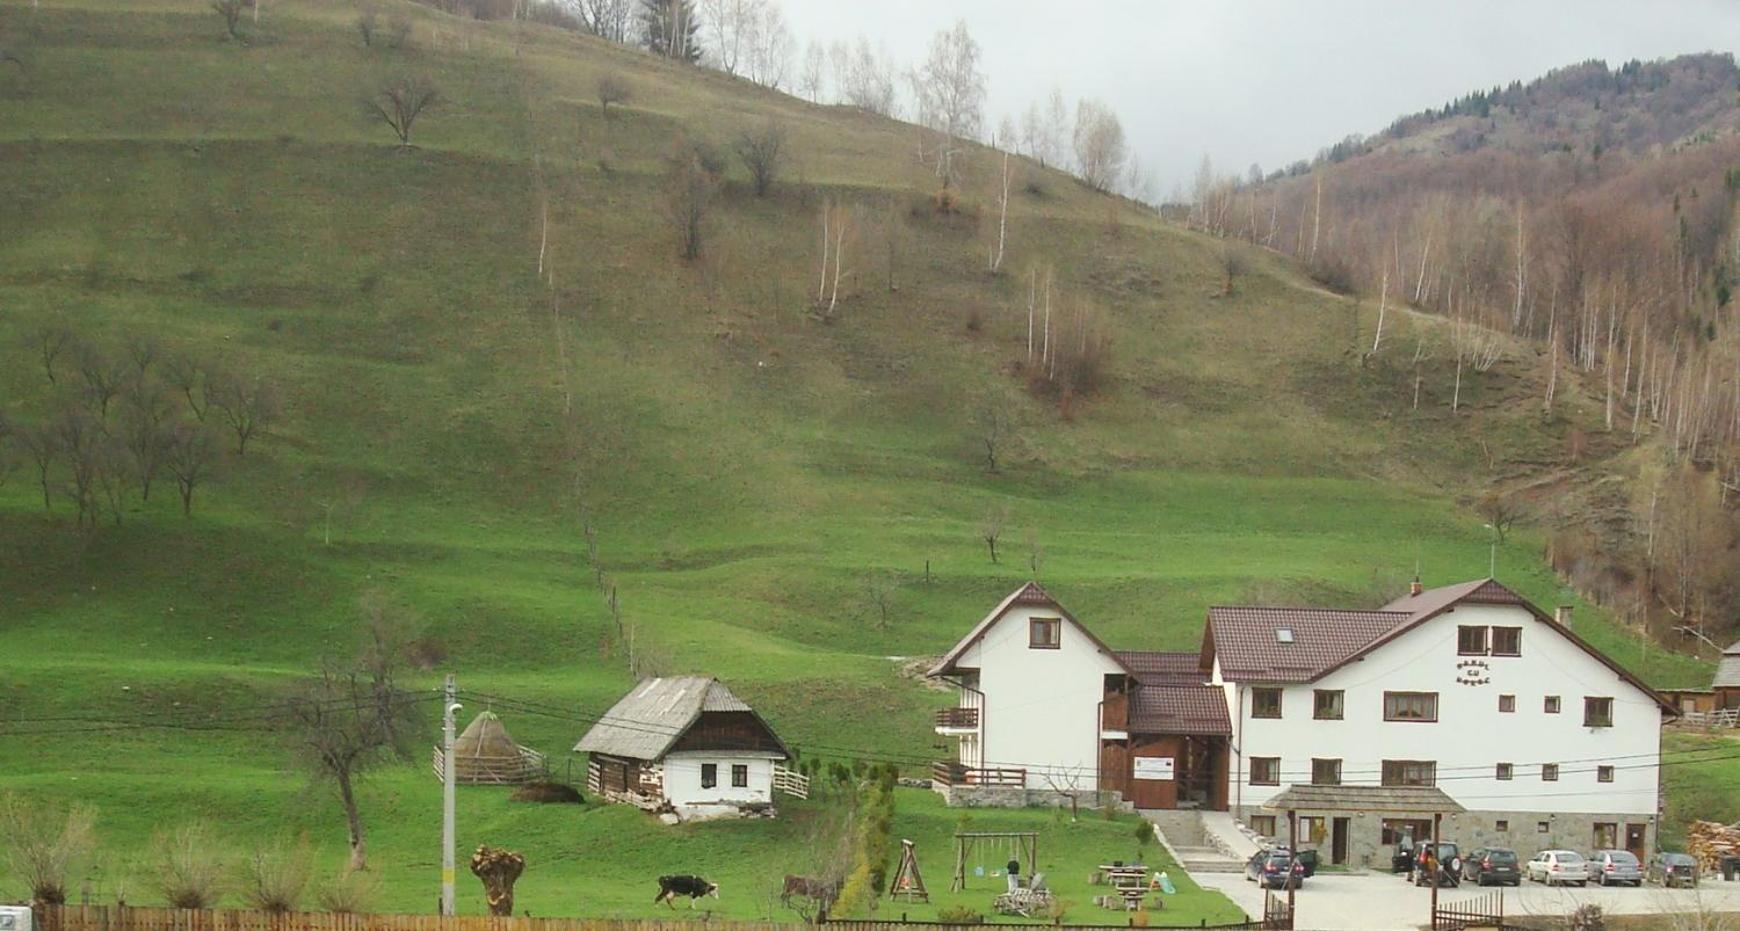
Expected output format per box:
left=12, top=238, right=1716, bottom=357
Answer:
left=1207, top=578, right=1676, bottom=714
left=573, top=676, right=764, bottom=760
left=1129, top=684, right=1232, bottom=736
left=1116, top=651, right=1206, bottom=686
left=928, top=582, right=1132, bottom=677
left=1714, top=654, right=1740, bottom=689
left=1203, top=606, right=1409, bottom=683
left=1262, top=784, right=1464, bottom=814
left=1724, top=640, right=1740, bottom=656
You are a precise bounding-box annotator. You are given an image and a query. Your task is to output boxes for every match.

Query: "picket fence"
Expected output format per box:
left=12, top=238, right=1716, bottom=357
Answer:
left=34, top=904, right=1275, bottom=931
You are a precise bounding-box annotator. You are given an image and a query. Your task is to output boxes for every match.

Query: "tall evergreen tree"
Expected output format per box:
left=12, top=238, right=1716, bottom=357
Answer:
left=640, top=0, right=701, bottom=64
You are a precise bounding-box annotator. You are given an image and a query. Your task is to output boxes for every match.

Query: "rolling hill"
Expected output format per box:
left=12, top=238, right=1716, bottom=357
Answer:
left=0, top=0, right=1719, bottom=917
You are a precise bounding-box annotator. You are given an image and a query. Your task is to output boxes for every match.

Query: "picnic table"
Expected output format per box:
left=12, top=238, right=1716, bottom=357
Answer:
left=1098, top=864, right=1151, bottom=910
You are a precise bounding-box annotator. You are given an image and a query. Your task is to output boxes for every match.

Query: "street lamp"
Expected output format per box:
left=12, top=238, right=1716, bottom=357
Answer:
left=442, top=676, right=461, bottom=916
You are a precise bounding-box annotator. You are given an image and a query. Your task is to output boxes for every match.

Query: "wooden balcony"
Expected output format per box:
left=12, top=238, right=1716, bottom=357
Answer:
left=932, top=761, right=1026, bottom=787
left=1102, top=693, right=1129, bottom=732
left=935, top=707, right=981, bottom=731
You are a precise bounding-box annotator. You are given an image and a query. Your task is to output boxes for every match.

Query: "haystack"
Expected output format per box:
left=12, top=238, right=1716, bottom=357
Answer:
left=435, top=710, right=545, bottom=785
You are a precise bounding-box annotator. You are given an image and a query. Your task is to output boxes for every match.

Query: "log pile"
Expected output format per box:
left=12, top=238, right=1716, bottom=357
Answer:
left=1686, top=820, right=1740, bottom=872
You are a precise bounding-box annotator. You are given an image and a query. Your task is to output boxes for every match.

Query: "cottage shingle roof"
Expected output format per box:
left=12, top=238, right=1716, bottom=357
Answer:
left=1204, top=607, right=1408, bottom=683
left=573, top=676, right=751, bottom=760
left=1116, top=651, right=1205, bottom=686
left=1261, top=784, right=1464, bottom=814
left=1715, top=655, right=1740, bottom=688
left=1129, top=684, right=1232, bottom=736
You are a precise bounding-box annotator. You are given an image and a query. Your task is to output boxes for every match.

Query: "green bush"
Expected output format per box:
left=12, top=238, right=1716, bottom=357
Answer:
left=936, top=904, right=984, bottom=925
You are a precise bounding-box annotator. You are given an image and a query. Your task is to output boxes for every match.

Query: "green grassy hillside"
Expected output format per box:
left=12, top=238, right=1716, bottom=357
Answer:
left=0, top=0, right=1715, bottom=920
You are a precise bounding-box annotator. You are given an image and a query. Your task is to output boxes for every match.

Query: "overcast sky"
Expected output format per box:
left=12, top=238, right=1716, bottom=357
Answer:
left=780, top=0, right=1740, bottom=195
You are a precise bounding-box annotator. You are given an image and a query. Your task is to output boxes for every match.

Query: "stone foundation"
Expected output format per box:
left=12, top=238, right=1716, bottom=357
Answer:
left=936, top=784, right=1133, bottom=811
left=1232, top=806, right=1657, bottom=870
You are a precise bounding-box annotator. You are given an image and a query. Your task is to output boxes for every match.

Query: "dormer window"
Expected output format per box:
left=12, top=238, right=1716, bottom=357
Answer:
left=1275, top=628, right=1295, bottom=644
left=1029, top=617, right=1061, bottom=649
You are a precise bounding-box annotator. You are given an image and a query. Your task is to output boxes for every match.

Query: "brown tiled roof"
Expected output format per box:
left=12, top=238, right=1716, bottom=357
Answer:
left=1204, top=607, right=1408, bottom=683
left=1129, top=684, right=1232, bottom=736
left=928, top=582, right=1133, bottom=678
left=1116, top=651, right=1206, bottom=686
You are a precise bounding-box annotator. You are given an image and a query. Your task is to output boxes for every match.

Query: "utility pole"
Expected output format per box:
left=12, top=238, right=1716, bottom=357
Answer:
left=442, top=674, right=461, bottom=916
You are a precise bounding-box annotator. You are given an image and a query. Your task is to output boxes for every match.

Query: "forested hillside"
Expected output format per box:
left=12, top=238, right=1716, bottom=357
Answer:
left=0, top=0, right=1718, bottom=914
left=1186, top=53, right=1740, bottom=649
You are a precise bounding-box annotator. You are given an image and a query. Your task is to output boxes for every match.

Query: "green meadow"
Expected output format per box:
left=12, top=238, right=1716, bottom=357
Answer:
left=0, top=0, right=1713, bottom=922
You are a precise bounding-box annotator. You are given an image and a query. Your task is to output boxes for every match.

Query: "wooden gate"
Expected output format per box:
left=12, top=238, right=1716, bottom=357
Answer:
left=1431, top=889, right=1505, bottom=930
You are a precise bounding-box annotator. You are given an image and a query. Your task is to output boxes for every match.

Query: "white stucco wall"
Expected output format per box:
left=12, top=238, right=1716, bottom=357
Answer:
left=661, top=751, right=781, bottom=812
left=1217, top=603, right=1664, bottom=815
left=954, top=604, right=1124, bottom=790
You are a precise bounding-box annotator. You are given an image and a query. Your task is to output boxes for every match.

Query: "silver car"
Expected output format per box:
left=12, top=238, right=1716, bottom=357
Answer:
left=1526, top=849, right=1590, bottom=886
left=1589, top=849, right=1643, bottom=886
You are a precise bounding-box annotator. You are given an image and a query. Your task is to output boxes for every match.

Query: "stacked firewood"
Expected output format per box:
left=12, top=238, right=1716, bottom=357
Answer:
left=1686, top=820, right=1740, bottom=872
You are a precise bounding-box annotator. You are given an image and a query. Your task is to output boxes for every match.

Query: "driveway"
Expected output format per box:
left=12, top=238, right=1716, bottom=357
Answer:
left=1192, top=870, right=1740, bottom=930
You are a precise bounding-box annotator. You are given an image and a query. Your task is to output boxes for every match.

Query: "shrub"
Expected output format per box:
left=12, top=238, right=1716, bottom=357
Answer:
left=315, top=868, right=380, bottom=914
left=734, top=120, right=787, bottom=197
left=936, top=905, right=983, bottom=924
left=152, top=823, right=226, bottom=909
left=0, top=794, right=97, bottom=906
left=597, top=75, right=631, bottom=116
left=509, top=782, right=585, bottom=804
left=1306, top=255, right=1356, bottom=295
left=238, top=836, right=313, bottom=913
left=932, top=188, right=959, bottom=214
left=965, top=306, right=985, bottom=333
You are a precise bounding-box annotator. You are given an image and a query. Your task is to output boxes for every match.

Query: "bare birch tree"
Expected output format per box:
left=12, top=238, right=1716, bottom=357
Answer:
left=909, top=20, right=985, bottom=189
left=1072, top=99, right=1126, bottom=193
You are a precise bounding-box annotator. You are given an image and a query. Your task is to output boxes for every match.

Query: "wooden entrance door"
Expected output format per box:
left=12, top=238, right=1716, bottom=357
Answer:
left=1331, top=817, right=1350, bottom=865
left=1625, top=823, right=1648, bottom=860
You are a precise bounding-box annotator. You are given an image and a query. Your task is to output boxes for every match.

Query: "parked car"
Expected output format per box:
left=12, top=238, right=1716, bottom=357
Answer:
left=1462, top=847, right=1522, bottom=886
left=1589, top=849, right=1643, bottom=886
left=1391, top=841, right=1416, bottom=875
left=1647, top=852, right=1699, bottom=888
left=1525, top=850, right=1590, bottom=886
left=1245, top=849, right=1306, bottom=889
left=1272, top=846, right=1319, bottom=878
left=1412, top=842, right=1462, bottom=887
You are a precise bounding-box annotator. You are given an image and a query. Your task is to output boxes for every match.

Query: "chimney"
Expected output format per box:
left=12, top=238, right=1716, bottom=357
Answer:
left=1409, top=577, right=1423, bottom=597
left=1554, top=605, right=1573, bottom=626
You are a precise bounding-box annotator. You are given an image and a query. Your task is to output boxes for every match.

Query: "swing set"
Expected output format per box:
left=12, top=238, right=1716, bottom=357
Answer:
left=951, top=832, right=1038, bottom=892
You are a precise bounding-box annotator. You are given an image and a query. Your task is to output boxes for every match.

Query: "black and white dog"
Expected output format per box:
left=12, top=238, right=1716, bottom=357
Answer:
left=654, top=874, right=720, bottom=908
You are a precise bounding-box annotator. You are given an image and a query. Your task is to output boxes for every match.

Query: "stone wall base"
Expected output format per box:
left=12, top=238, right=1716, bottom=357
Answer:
left=936, top=784, right=1134, bottom=812
left=1231, top=806, right=1657, bottom=871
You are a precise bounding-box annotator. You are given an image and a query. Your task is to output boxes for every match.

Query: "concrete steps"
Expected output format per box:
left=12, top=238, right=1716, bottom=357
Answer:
left=1145, top=811, right=1249, bottom=875
left=1171, top=844, right=1246, bottom=874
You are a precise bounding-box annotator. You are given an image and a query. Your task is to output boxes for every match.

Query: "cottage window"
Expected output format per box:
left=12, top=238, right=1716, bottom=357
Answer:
left=1250, top=757, right=1281, bottom=786
left=1313, top=689, right=1344, bottom=720
left=1458, top=625, right=1489, bottom=655
left=1383, top=691, right=1438, bottom=722
left=1544, top=695, right=1561, bottom=714
left=1252, top=688, right=1283, bottom=719
left=1597, top=766, right=1614, bottom=784
left=1496, top=762, right=1513, bottom=781
left=1498, top=694, right=1515, bottom=713
left=1380, top=818, right=1434, bottom=845
left=1537, top=822, right=1550, bottom=833
left=1495, top=820, right=1510, bottom=832
left=1542, top=764, right=1559, bottom=782
left=1594, top=823, right=1618, bottom=849
left=1029, top=617, right=1061, bottom=649
left=1311, top=758, right=1342, bottom=786
left=1381, top=759, right=1436, bottom=787
left=1249, top=815, right=1277, bottom=837
left=732, top=764, right=749, bottom=788
left=1491, top=627, right=1522, bottom=656
left=1584, top=697, right=1614, bottom=728
left=701, top=763, right=718, bottom=788
left=1298, top=816, right=1327, bottom=844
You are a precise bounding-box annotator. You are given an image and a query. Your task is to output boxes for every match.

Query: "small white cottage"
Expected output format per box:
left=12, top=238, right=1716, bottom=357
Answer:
left=574, top=676, right=793, bottom=820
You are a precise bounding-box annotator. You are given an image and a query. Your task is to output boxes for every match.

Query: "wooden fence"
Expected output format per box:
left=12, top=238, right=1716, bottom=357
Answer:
left=35, top=904, right=1277, bottom=931
left=1430, top=890, right=1508, bottom=931
left=1680, top=709, right=1740, bottom=728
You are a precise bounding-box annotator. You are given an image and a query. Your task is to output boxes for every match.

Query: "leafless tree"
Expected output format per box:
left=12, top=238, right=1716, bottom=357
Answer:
left=33, top=324, right=72, bottom=385
left=833, top=37, right=896, bottom=117
left=814, top=199, right=852, bottom=319
left=1038, top=86, right=1070, bottom=169
left=1477, top=492, right=1522, bottom=545
left=663, top=141, right=722, bottom=261
left=356, top=6, right=378, bottom=46
left=596, top=74, right=630, bottom=116
left=163, top=352, right=210, bottom=421
left=238, top=835, right=314, bottom=913
left=283, top=598, right=426, bottom=872
left=124, top=334, right=161, bottom=382
left=384, top=12, right=412, bottom=49
left=567, top=0, right=633, bottom=42
left=211, top=0, right=246, bottom=40
left=1072, top=99, right=1126, bottom=193
left=980, top=504, right=1008, bottom=563
left=122, top=384, right=175, bottom=501
left=1040, top=764, right=1087, bottom=822
left=0, top=794, right=96, bottom=907
left=19, top=424, right=57, bottom=511
left=742, top=4, right=792, bottom=89
left=799, top=41, right=826, bottom=102
left=150, top=823, right=225, bottom=910
left=54, top=408, right=103, bottom=528
left=209, top=372, right=281, bottom=456
left=734, top=119, right=786, bottom=197
left=164, top=424, right=218, bottom=517
left=698, top=0, right=755, bottom=76
left=908, top=20, right=984, bottom=188
left=1025, top=526, right=1044, bottom=578
left=858, top=573, right=900, bottom=630
left=988, top=151, right=1010, bottom=273
left=976, top=397, right=1015, bottom=473
left=73, top=344, right=128, bottom=422
left=367, top=76, right=440, bottom=148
